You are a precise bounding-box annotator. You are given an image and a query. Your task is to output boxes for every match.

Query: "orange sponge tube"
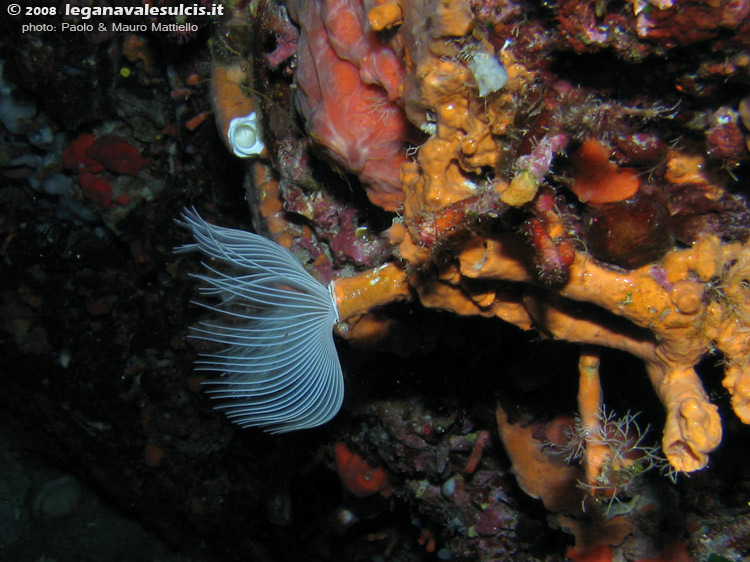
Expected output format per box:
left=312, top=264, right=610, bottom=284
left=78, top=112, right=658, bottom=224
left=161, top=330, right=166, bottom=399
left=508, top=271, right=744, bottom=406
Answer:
left=332, top=263, right=412, bottom=321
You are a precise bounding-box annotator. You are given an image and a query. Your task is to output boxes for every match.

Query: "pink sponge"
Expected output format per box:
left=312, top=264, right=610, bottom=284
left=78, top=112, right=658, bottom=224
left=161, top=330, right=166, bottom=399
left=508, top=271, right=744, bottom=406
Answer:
left=291, top=0, right=410, bottom=212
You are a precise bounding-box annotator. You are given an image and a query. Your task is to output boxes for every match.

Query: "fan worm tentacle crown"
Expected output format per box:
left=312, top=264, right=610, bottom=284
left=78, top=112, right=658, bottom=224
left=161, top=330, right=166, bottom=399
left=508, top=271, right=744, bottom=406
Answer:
left=177, top=208, right=343, bottom=433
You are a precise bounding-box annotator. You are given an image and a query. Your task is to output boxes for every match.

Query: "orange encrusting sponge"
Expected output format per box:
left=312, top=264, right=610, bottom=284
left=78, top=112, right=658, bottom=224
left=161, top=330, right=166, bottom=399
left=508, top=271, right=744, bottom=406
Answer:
left=333, top=441, right=393, bottom=497
left=570, top=139, right=640, bottom=204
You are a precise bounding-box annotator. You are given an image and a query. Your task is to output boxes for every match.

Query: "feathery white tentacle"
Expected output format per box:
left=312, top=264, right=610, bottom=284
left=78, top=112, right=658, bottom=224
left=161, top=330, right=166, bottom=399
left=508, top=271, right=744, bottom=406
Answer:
left=176, top=208, right=343, bottom=433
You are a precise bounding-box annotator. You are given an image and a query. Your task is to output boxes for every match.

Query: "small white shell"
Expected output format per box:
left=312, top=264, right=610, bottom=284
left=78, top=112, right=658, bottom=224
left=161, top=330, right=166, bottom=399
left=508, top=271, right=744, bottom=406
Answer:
left=227, top=112, right=265, bottom=158
left=467, top=51, right=508, bottom=98
left=30, top=475, right=83, bottom=519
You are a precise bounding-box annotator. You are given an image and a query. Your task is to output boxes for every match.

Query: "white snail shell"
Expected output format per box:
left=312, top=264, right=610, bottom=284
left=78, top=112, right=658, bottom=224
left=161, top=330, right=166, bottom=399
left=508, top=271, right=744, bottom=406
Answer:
left=30, top=474, right=83, bottom=519
left=227, top=112, right=265, bottom=158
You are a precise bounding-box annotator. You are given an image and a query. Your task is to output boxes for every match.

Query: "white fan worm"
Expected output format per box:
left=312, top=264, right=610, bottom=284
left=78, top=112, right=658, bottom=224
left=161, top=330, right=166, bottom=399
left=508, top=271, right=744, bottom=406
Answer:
left=177, top=208, right=343, bottom=433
